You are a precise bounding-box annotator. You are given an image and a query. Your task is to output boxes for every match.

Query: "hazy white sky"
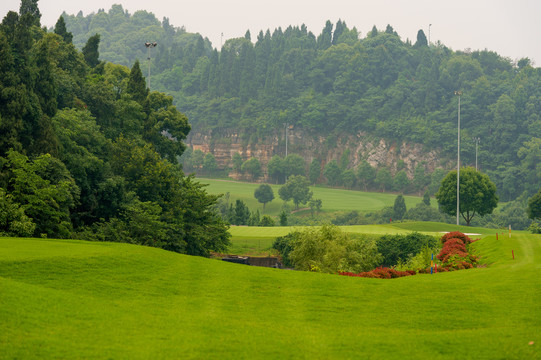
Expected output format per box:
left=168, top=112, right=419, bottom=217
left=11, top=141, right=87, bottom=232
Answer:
left=1, top=0, right=539, bottom=65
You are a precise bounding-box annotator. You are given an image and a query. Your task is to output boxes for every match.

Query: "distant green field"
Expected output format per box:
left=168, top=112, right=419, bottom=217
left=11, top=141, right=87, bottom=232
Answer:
left=1, top=232, right=539, bottom=359
left=199, top=178, right=425, bottom=215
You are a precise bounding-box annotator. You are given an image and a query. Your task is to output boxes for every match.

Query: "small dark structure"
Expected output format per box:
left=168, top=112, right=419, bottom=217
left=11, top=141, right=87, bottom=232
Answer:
left=222, top=256, right=281, bottom=268
left=221, top=256, right=249, bottom=265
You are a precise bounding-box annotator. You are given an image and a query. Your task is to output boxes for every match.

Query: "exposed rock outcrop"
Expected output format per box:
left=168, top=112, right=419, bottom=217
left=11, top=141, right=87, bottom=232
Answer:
left=187, top=128, right=445, bottom=181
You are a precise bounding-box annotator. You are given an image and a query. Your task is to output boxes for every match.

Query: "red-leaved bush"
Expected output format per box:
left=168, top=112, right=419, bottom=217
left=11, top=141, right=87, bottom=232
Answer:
left=339, top=267, right=416, bottom=279
left=440, top=231, right=473, bottom=245
left=437, top=238, right=468, bottom=263
left=436, top=232, right=479, bottom=270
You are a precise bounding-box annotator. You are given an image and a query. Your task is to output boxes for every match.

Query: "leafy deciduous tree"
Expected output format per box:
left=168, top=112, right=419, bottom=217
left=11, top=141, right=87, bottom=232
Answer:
left=289, top=225, right=381, bottom=273
left=232, top=152, right=243, bottom=174
left=202, top=153, right=217, bottom=176
left=324, top=160, right=342, bottom=187
left=278, top=175, right=312, bottom=209
left=435, top=167, right=498, bottom=226
left=527, top=189, right=541, bottom=220
left=309, top=158, right=321, bottom=185
left=254, top=183, right=274, bottom=210
left=241, top=157, right=262, bottom=180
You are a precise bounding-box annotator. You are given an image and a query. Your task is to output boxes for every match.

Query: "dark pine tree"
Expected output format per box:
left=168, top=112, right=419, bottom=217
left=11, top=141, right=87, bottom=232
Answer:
left=82, top=33, right=101, bottom=68
left=317, top=20, right=333, bottom=50
left=0, top=30, right=23, bottom=156
left=414, top=29, right=428, bottom=48
left=54, top=15, right=73, bottom=43
left=19, top=0, right=41, bottom=27
left=332, top=20, right=345, bottom=45
left=127, top=60, right=149, bottom=104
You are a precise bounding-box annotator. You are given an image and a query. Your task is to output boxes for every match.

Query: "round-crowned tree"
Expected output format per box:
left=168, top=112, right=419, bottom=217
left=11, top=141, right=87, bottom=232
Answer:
left=254, top=184, right=274, bottom=210
left=435, top=167, right=498, bottom=226
left=278, top=175, right=312, bottom=210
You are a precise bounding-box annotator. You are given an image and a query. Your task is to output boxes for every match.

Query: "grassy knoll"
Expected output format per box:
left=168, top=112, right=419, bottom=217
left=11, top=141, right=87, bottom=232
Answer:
left=199, top=178, right=425, bottom=215
left=1, top=233, right=539, bottom=359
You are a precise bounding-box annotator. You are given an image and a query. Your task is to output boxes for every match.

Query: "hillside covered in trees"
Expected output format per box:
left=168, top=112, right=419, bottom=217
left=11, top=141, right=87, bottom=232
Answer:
left=0, top=1, right=229, bottom=255
left=63, top=5, right=541, bottom=203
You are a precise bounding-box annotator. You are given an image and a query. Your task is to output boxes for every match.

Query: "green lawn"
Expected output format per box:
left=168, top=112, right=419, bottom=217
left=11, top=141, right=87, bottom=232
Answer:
left=1, top=232, right=539, bottom=359
left=199, top=178, right=426, bottom=215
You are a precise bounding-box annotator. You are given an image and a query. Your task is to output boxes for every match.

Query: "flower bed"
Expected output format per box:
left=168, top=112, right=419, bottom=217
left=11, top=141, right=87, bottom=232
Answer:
left=339, top=267, right=416, bottom=279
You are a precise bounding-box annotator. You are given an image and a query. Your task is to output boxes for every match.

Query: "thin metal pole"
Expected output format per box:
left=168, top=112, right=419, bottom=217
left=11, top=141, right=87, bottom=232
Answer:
left=475, top=137, right=480, bottom=171
left=147, top=46, right=151, bottom=90
left=145, top=42, right=157, bottom=91
left=285, top=123, right=288, bottom=157
left=456, top=92, right=461, bottom=226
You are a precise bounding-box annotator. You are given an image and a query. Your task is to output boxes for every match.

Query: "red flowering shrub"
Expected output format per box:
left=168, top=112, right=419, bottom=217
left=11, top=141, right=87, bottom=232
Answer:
left=437, top=238, right=468, bottom=263
left=436, top=232, right=478, bottom=270
left=440, top=231, right=472, bottom=245
left=338, top=267, right=416, bottom=279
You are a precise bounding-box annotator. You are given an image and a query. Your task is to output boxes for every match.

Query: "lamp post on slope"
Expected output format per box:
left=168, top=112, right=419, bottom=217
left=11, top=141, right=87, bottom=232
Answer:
left=145, top=42, right=157, bottom=91
left=474, top=137, right=480, bottom=171
left=455, top=91, right=462, bottom=226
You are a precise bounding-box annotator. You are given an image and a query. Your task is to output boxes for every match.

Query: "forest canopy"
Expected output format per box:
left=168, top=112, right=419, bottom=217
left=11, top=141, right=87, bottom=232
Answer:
left=62, top=6, right=541, bottom=202
left=0, top=1, right=229, bottom=256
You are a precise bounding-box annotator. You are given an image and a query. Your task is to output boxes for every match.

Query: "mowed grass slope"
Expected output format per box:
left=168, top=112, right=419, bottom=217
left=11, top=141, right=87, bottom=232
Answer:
left=199, top=178, right=425, bottom=215
left=1, top=234, right=539, bottom=359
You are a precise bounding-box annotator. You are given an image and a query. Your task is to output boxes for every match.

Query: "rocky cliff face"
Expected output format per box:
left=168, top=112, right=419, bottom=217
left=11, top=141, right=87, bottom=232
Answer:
left=187, top=128, right=445, bottom=180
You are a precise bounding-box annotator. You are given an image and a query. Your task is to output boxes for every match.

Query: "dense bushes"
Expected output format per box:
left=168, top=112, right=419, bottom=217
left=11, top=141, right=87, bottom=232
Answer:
left=272, top=232, right=300, bottom=268
left=273, top=229, right=480, bottom=277
left=376, top=232, right=438, bottom=267
left=273, top=225, right=381, bottom=273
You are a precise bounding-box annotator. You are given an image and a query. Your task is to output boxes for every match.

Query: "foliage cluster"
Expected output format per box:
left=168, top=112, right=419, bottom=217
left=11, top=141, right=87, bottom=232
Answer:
left=214, top=197, right=276, bottom=227
left=527, top=188, right=541, bottom=220
left=376, top=232, right=438, bottom=267
left=278, top=175, right=313, bottom=209
left=64, top=9, right=541, bottom=202
left=0, top=3, right=229, bottom=256
left=273, top=227, right=441, bottom=274
left=274, top=225, right=381, bottom=274
left=271, top=231, right=299, bottom=267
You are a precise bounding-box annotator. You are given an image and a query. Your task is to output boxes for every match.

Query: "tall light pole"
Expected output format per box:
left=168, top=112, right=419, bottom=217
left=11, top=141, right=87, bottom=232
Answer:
left=474, top=137, right=480, bottom=171
left=284, top=123, right=288, bottom=157
left=429, top=24, right=432, bottom=44
left=455, top=91, right=462, bottom=226
left=145, top=42, right=157, bottom=90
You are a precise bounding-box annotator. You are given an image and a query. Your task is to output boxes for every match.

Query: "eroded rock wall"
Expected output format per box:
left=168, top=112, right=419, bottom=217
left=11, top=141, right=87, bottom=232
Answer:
left=187, top=128, right=445, bottom=181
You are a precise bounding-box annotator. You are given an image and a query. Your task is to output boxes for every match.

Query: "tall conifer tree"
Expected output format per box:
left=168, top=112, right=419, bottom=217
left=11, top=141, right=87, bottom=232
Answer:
left=19, top=0, right=41, bottom=27
left=82, top=33, right=101, bottom=68
left=54, top=15, right=73, bottom=43
left=127, top=60, right=148, bottom=104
